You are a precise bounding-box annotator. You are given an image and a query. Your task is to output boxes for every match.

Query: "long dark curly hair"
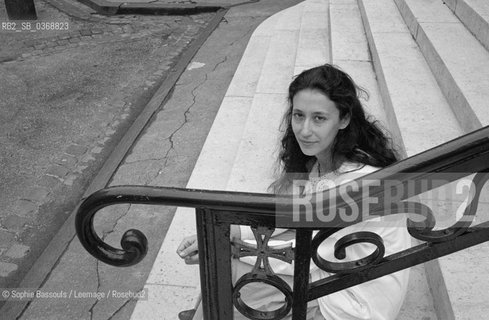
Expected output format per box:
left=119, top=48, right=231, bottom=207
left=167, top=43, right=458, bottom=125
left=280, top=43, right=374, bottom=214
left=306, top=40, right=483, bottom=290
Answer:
left=270, top=64, right=399, bottom=194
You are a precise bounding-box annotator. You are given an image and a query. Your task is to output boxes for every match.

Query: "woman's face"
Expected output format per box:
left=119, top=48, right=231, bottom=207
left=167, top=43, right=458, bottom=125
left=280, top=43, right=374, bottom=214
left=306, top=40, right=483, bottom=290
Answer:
left=291, top=89, right=350, bottom=160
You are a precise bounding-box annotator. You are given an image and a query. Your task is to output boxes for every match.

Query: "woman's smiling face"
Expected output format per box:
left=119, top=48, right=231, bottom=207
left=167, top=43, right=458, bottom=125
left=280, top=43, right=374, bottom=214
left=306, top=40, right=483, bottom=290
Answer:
left=291, top=89, right=350, bottom=161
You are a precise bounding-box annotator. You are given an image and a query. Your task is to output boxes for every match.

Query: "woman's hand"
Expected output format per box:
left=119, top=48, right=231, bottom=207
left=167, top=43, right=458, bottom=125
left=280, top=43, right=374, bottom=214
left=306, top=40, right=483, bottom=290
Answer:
left=177, top=226, right=241, bottom=265
left=177, top=234, right=199, bottom=264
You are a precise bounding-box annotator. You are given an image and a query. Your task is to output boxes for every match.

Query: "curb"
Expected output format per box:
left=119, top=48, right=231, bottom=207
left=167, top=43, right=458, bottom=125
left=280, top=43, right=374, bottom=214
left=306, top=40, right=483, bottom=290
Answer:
left=47, top=0, right=259, bottom=18
left=75, top=0, right=224, bottom=16
left=75, top=0, right=118, bottom=15
left=117, top=3, right=222, bottom=15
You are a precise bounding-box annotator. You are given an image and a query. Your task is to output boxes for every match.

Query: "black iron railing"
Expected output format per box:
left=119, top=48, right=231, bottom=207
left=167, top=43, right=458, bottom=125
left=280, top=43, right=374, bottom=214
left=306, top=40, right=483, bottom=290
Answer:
left=76, top=125, right=489, bottom=320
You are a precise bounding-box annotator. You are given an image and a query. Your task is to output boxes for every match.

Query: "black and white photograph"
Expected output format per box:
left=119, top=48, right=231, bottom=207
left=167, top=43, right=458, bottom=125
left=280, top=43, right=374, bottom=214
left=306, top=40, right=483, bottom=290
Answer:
left=1, top=0, right=488, bottom=319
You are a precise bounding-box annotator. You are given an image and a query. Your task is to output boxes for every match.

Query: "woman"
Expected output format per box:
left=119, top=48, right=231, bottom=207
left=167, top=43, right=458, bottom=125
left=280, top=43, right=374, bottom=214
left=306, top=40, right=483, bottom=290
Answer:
left=178, top=64, right=412, bottom=319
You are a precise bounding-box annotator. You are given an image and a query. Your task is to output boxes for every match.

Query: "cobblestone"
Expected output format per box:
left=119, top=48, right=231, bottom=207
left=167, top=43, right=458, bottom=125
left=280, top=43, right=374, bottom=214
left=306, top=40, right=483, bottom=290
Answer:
left=39, top=174, right=63, bottom=188
left=46, top=165, right=70, bottom=178
left=12, top=200, right=38, bottom=218
left=27, top=188, right=50, bottom=203
left=91, top=146, right=103, bottom=154
left=80, top=29, right=92, bottom=36
left=23, top=39, right=38, bottom=47
left=1, top=215, right=29, bottom=233
left=0, top=54, right=18, bottom=63
left=0, top=262, right=18, bottom=277
left=34, top=43, right=47, bottom=50
left=5, top=244, right=30, bottom=259
left=65, top=144, right=88, bottom=156
left=105, top=127, right=117, bottom=135
left=63, top=174, right=77, bottom=187
left=0, top=230, right=15, bottom=247
left=54, top=155, right=78, bottom=169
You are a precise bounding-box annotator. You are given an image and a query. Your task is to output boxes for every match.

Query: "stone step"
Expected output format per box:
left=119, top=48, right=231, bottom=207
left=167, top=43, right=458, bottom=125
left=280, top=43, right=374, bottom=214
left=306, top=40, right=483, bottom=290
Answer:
left=359, top=1, right=489, bottom=320
left=330, top=0, right=387, bottom=126
left=294, top=0, right=330, bottom=75
left=391, top=0, right=489, bottom=319
left=444, top=0, right=489, bottom=52
left=358, top=0, right=463, bottom=155
left=227, top=1, right=308, bottom=192
left=226, top=0, right=331, bottom=193
left=394, top=0, right=489, bottom=132
left=330, top=1, right=437, bottom=319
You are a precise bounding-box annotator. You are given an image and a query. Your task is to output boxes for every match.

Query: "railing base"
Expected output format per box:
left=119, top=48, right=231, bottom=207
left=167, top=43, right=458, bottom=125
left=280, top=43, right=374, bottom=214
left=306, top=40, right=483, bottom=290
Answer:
left=5, top=0, right=37, bottom=20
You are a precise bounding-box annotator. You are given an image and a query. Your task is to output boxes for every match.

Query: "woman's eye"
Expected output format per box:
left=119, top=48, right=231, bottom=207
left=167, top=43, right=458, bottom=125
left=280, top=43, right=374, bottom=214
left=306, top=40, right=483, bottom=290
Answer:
left=314, top=116, right=327, bottom=122
left=292, top=113, right=303, bottom=120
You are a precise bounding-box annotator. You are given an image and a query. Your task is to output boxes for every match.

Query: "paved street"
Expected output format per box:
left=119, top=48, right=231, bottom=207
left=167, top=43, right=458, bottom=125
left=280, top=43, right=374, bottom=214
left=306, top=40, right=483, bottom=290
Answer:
left=0, top=0, right=214, bottom=292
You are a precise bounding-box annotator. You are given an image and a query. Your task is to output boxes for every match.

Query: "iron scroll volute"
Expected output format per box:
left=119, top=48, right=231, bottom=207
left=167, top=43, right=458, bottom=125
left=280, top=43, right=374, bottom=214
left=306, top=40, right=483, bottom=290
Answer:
left=405, top=172, right=489, bottom=243
left=311, top=230, right=385, bottom=274
left=75, top=189, right=148, bottom=267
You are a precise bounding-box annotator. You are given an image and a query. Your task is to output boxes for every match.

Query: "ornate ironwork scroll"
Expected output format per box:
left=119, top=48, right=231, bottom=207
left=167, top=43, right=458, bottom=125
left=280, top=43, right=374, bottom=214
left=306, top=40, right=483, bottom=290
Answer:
left=307, top=171, right=489, bottom=301
left=231, top=227, right=295, bottom=320
left=310, top=200, right=434, bottom=274
left=311, top=230, right=385, bottom=274
left=75, top=190, right=149, bottom=267
left=406, top=172, right=489, bottom=243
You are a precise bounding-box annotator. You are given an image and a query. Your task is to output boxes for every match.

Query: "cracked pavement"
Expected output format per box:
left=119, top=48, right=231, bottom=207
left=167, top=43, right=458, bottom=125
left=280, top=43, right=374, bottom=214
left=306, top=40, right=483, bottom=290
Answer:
left=3, top=0, right=303, bottom=318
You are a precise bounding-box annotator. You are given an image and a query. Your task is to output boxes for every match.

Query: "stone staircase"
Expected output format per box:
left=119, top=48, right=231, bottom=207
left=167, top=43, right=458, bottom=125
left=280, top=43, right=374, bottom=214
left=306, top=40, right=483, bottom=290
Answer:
left=358, top=0, right=489, bottom=319
left=131, top=0, right=489, bottom=319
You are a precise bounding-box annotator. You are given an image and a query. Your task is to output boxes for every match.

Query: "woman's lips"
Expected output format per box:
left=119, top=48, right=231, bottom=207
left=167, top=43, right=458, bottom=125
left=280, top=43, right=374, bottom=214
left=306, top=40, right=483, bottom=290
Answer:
left=299, top=140, right=317, bottom=146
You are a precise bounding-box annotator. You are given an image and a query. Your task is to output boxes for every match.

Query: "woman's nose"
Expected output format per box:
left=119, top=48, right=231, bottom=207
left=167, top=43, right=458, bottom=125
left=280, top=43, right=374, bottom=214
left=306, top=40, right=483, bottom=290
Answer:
left=300, top=119, right=312, bottom=136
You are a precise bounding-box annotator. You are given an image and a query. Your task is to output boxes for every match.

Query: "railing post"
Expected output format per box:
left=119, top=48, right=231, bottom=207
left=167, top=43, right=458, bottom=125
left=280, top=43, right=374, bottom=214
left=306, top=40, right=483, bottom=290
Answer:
left=4, top=0, right=37, bottom=20
left=292, top=229, right=312, bottom=319
left=196, top=208, right=234, bottom=320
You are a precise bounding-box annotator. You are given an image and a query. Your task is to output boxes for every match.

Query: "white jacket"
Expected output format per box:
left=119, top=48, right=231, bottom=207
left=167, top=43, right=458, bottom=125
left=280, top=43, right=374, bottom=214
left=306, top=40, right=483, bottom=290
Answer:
left=238, top=162, right=412, bottom=320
